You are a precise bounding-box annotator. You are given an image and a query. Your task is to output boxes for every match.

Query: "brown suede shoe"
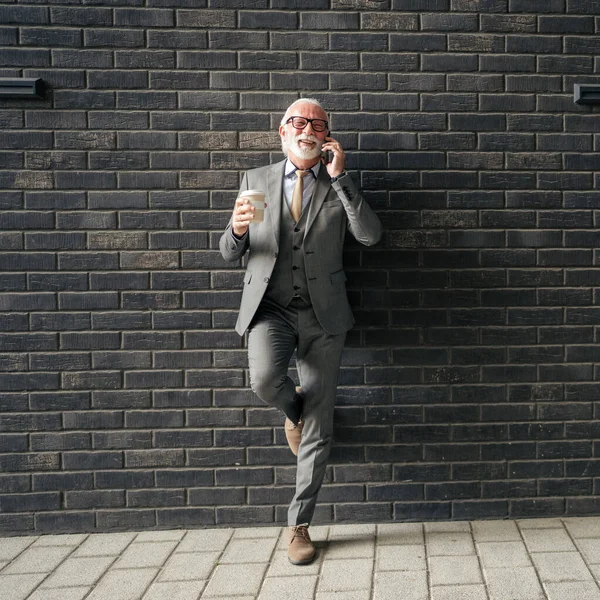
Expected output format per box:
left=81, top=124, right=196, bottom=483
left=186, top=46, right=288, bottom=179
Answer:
left=285, top=417, right=303, bottom=456
left=287, top=525, right=316, bottom=565
left=284, top=386, right=304, bottom=456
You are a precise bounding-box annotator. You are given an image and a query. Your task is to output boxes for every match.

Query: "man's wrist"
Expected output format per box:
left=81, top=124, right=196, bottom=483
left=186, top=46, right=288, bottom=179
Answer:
left=330, top=170, right=346, bottom=183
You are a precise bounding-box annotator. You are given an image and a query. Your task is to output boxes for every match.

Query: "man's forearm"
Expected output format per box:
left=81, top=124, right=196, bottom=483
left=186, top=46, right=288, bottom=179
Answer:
left=332, top=173, right=383, bottom=246
left=219, top=223, right=249, bottom=262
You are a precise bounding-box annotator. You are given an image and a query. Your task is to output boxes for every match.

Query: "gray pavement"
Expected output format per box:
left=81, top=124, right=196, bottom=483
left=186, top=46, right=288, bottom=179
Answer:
left=3, top=517, right=600, bottom=599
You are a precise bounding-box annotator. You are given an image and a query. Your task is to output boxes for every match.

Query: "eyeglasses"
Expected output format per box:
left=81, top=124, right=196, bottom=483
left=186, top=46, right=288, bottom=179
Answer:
left=285, top=116, right=329, bottom=133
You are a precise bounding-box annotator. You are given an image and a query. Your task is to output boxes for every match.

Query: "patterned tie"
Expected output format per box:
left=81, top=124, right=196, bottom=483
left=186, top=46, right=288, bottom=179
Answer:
left=291, top=169, right=310, bottom=223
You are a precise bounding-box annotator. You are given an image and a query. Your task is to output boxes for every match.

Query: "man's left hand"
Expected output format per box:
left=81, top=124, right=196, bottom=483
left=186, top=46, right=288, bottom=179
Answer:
left=321, top=137, right=345, bottom=179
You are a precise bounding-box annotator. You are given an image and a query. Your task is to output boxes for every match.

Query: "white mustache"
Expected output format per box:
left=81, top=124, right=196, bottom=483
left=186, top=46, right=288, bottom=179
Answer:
left=295, top=134, right=319, bottom=144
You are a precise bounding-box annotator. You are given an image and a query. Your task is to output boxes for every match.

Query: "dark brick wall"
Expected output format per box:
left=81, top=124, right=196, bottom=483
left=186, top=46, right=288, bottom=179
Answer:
left=2, top=0, right=600, bottom=535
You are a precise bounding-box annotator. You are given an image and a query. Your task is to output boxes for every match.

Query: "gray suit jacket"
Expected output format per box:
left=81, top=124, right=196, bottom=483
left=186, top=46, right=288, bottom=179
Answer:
left=219, top=159, right=383, bottom=336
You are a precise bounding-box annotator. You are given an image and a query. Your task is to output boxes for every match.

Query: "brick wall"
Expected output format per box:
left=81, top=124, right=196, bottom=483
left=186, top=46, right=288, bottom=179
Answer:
left=2, top=0, right=600, bottom=535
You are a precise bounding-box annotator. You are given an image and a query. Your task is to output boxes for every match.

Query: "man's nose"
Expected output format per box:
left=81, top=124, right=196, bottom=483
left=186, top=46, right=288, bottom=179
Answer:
left=302, top=121, right=315, bottom=134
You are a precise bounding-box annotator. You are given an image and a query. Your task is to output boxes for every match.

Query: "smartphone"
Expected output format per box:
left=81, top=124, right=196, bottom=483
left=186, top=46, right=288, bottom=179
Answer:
left=320, top=150, right=333, bottom=165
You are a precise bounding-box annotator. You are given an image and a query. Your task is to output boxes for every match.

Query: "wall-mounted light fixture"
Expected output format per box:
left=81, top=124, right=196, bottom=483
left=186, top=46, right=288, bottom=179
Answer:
left=0, top=77, right=43, bottom=99
left=574, top=84, right=600, bottom=105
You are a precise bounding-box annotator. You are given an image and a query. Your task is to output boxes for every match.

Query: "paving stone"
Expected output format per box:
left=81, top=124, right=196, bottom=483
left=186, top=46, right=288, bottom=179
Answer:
left=518, top=518, right=563, bottom=530
left=373, top=570, right=428, bottom=600
left=142, top=580, right=206, bottom=600
left=376, top=544, right=426, bottom=571
left=377, top=523, right=424, bottom=546
left=33, top=534, right=88, bottom=546
left=203, top=597, right=254, bottom=600
left=2, top=545, right=74, bottom=574
left=316, top=592, right=370, bottom=600
left=472, top=521, right=521, bottom=543
left=113, top=541, right=178, bottom=569
left=175, top=529, right=233, bottom=553
left=476, top=541, right=532, bottom=569
left=484, top=566, right=545, bottom=600
left=0, top=573, right=46, bottom=600
left=86, top=567, right=158, bottom=600
left=0, top=537, right=37, bottom=561
left=425, top=521, right=471, bottom=533
left=233, top=526, right=281, bottom=539
left=322, top=535, right=375, bottom=559
left=431, top=584, right=488, bottom=600
left=11, top=518, right=600, bottom=600
left=532, top=551, right=593, bottom=582
left=427, top=532, right=475, bottom=556
left=522, top=528, right=576, bottom=553
left=257, top=574, right=317, bottom=600
left=265, top=550, right=323, bottom=577
left=318, top=558, right=373, bottom=592
left=577, top=539, right=600, bottom=564
left=429, top=555, right=482, bottom=586
left=565, top=519, right=600, bottom=540
left=27, top=587, right=90, bottom=600
left=202, top=563, right=268, bottom=597
left=545, top=581, right=600, bottom=600
left=221, top=537, right=278, bottom=564
left=135, top=530, right=185, bottom=542
left=74, top=533, right=136, bottom=557
left=329, top=524, right=376, bottom=537
left=40, top=556, right=115, bottom=588
left=158, top=551, right=220, bottom=581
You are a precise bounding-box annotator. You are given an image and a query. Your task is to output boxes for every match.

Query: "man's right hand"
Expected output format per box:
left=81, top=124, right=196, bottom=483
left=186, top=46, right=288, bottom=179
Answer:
left=232, top=196, right=259, bottom=238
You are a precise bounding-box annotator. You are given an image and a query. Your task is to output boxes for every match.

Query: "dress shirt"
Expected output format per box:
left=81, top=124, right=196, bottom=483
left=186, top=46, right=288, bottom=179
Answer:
left=283, top=159, right=320, bottom=217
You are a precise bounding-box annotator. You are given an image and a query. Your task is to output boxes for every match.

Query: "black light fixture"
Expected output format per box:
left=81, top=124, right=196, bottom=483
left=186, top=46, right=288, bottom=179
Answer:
left=0, top=77, right=43, bottom=99
left=574, top=84, right=600, bottom=105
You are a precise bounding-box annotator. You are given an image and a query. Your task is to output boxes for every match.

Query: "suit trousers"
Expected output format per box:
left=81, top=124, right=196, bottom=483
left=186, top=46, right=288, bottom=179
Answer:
left=247, top=296, right=346, bottom=526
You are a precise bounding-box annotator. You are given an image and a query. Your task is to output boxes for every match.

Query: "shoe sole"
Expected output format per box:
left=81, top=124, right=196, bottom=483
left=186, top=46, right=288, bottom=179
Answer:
left=288, top=552, right=316, bottom=566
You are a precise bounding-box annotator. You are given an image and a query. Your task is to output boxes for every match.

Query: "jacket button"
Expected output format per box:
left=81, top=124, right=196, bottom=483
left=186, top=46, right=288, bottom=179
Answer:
left=264, top=277, right=269, bottom=283
left=293, top=246, right=299, bottom=251
left=292, top=266, right=298, bottom=270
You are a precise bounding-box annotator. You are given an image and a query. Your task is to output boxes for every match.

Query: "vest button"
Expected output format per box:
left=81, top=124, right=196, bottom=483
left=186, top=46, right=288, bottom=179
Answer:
left=264, top=277, right=269, bottom=283
left=292, top=266, right=298, bottom=270
left=293, top=246, right=299, bottom=251
left=294, top=286, right=300, bottom=290
left=294, top=228, right=300, bottom=233
left=273, top=252, right=278, bottom=258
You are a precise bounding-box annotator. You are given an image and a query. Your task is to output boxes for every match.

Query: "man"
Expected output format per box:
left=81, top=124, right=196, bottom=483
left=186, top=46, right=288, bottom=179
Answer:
left=219, top=98, right=382, bottom=565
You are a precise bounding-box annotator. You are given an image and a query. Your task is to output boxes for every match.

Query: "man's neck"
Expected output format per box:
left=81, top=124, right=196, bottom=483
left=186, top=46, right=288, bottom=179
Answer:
left=288, top=154, right=320, bottom=171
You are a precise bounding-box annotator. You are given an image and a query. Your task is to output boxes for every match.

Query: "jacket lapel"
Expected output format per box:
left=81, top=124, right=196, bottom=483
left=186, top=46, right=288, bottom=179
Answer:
left=267, top=160, right=286, bottom=248
left=305, top=165, right=331, bottom=235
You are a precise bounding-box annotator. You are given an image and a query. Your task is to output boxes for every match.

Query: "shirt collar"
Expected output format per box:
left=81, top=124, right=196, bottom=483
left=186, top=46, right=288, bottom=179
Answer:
left=285, top=159, right=320, bottom=179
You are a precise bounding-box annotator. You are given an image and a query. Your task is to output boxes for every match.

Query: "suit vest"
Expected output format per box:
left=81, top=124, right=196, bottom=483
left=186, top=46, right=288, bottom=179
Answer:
left=264, top=198, right=311, bottom=306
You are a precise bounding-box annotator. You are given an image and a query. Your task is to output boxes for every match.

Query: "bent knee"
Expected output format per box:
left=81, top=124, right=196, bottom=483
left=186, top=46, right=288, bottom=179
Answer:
left=250, top=372, right=286, bottom=403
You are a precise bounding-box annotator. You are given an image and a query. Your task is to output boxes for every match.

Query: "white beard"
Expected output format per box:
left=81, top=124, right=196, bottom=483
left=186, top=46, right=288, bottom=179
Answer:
left=281, top=133, right=322, bottom=160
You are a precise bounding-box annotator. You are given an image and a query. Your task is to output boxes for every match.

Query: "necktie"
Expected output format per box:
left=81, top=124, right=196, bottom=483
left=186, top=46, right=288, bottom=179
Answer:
left=291, top=169, right=310, bottom=223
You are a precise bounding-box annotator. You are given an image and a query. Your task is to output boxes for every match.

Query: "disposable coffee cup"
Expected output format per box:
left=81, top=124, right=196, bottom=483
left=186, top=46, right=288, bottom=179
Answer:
left=240, top=189, right=266, bottom=223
